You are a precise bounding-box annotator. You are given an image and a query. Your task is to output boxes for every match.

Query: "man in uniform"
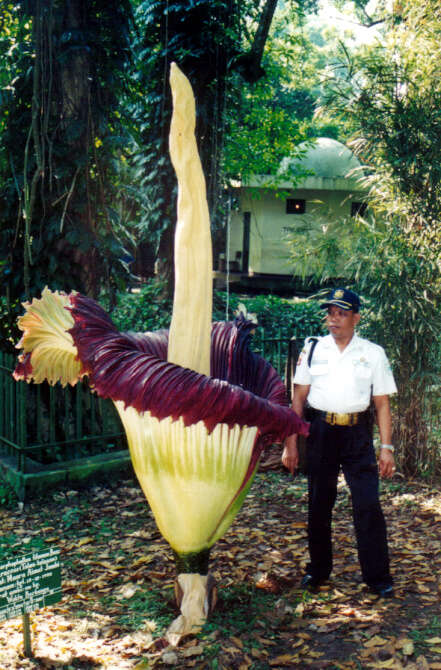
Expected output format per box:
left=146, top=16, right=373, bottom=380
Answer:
left=282, top=288, right=397, bottom=597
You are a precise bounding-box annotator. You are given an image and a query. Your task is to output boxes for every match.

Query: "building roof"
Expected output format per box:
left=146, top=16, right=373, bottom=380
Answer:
left=241, top=137, right=366, bottom=192
left=280, top=137, right=364, bottom=180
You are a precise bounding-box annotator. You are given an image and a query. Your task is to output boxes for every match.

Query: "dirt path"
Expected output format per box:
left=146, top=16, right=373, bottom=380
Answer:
left=0, top=470, right=440, bottom=669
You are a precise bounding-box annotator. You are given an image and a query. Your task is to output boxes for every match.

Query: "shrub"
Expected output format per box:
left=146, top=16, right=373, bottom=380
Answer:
left=112, top=281, right=325, bottom=344
left=213, top=291, right=325, bottom=342
left=0, top=296, right=20, bottom=353
left=110, top=279, right=172, bottom=333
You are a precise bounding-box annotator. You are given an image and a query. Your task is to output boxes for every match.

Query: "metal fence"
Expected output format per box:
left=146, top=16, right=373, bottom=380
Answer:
left=0, top=352, right=128, bottom=499
left=256, top=330, right=299, bottom=401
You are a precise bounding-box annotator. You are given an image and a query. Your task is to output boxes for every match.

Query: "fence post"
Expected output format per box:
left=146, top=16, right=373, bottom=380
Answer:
left=0, top=352, right=4, bottom=452
left=36, top=386, right=42, bottom=443
left=63, top=386, right=72, bottom=460
left=277, top=328, right=282, bottom=374
left=259, top=327, right=265, bottom=359
left=17, top=380, right=26, bottom=473
left=285, top=338, right=299, bottom=404
left=49, top=385, right=56, bottom=444
left=76, top=383, right=82, bottom=440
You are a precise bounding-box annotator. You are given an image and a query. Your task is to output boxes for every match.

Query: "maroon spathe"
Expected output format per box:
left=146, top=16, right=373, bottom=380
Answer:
left=15, top=292, right=309, bottom=445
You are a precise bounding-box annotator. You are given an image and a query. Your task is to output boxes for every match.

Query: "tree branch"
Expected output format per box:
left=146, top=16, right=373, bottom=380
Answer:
left=235, top=0, right=279, bottom=82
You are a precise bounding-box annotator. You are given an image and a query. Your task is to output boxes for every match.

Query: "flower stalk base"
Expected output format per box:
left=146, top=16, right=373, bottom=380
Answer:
left=173, top=548, right=210, bottom=575
left=166, top=572, right=217, bottom=646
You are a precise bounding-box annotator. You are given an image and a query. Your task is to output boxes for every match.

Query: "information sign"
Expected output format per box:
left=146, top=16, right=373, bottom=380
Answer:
left=0, top=547, right=61, bottom=622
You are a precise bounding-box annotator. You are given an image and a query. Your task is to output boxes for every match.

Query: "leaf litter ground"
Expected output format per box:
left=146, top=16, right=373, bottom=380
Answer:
left=1, top=463, right=441, bottom=669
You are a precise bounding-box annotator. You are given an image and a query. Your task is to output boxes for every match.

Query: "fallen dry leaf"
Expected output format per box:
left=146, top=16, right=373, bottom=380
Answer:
left=403, top=640, right=415, bottom=656
left=365, top=635, right=389, bottom=648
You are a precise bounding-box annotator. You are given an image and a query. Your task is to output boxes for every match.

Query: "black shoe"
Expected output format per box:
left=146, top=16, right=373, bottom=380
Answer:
left=370, top=584, right=394, bottom=598
left=300, top=574, right=323, bottom=591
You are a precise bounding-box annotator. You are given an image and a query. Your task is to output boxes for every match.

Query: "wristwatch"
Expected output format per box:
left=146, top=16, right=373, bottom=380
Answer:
left=381, top=444, right=395, bottom=453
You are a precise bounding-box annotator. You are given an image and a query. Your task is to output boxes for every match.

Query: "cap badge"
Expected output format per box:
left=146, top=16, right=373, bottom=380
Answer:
left=334, top=289, right=344, bottom=298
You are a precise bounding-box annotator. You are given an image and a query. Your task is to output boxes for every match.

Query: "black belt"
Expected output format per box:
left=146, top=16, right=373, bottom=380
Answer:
left=308, top=408, right=369, bottom=426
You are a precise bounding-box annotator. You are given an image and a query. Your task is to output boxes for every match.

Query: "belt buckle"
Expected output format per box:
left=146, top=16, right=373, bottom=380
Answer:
left=326, top=412, right=337, bottom=425
left=326, top=412, right=351, bottom=426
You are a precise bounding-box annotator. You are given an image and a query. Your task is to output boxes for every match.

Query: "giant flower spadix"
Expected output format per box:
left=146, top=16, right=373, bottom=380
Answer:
left=14, top=63, right=308, bottom=641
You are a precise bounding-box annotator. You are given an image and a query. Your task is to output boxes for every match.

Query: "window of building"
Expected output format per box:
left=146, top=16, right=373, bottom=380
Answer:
left=286, top=198, right=306, bottom=214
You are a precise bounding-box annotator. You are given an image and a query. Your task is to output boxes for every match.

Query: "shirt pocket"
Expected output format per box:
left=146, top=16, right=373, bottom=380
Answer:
left=354, top=362, right=372, bottom=389
left=310, top=362, right=329, bottom=377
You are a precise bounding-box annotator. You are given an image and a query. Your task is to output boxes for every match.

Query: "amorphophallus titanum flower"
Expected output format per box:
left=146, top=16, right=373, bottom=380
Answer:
left=13, top=63, right=308, bottom=643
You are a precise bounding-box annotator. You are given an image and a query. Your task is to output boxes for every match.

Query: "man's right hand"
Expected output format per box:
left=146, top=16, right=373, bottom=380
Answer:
left=282, top=434, right=299, bottom=474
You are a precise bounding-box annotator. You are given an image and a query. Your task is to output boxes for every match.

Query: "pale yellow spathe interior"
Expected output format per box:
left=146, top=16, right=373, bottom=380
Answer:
left=115, top=401, right=258, bottom=554
left=167, top=63, right=212, bottom=377
left=16, top=287, right=81, bottom=386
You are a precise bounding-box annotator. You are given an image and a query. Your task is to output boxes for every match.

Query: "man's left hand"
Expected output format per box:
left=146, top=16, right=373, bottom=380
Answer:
left=379, top=448, right=396, bottom=478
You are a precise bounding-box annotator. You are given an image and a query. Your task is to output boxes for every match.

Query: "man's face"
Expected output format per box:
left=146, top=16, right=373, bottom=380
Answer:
left=326, top=305, right=360, bottom=341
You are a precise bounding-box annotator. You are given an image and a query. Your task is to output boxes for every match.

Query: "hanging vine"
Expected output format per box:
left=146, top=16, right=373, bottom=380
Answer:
left=0, top=0, right=134, bottom=322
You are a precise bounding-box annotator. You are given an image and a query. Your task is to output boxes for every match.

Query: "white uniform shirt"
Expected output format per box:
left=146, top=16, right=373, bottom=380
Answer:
left=294, top=333, right=397, bottom=413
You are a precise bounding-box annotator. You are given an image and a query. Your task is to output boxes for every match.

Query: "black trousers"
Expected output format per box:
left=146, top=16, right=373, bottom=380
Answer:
left=306, top=415, right=392, bottom=589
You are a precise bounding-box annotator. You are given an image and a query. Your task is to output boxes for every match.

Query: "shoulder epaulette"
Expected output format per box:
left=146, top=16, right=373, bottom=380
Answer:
left=306, top=337, right=319, bottom=367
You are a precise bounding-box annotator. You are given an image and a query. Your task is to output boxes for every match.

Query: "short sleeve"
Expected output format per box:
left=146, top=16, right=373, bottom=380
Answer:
left=293, top=338, right=313, bottom=386
left=372, top=346, right=397, bottom=396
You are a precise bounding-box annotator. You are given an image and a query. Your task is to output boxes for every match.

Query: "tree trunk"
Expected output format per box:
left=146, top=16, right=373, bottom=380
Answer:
left=58, top=0, right=99, bottom=297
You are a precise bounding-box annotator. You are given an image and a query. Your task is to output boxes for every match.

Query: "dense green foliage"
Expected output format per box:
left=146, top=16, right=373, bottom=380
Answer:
left=345, top=211, right=441, bottom=478
left=0, top=0, right=134, bottom=299
left=111, top=280, right=324, bottom=342
left=111, top=281, right=173, bottom=334
left=222, top=4, right=346, bottom=182
left=213, top=291, right=324, bottom=342
left=0, top=0, right=137, bottom=350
